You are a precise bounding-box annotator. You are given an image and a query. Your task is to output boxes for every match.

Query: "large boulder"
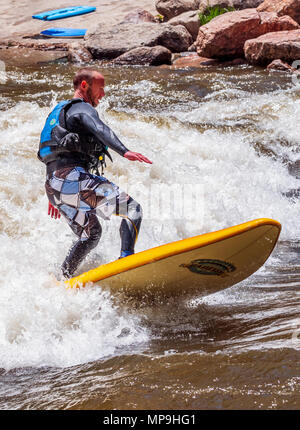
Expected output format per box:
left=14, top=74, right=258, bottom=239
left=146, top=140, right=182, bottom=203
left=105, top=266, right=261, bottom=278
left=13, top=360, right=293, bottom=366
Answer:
left=120, top=9, right=157, bottom=24
left=168, top=10, right=200, bottom=40
left=155, top=0, right=200, bottom=20
left=196, top=8, right=299, bottom=58
left=198, top=0, right=264, bottom=12
left=257, top=0, right=300, bottom=25
left=244, top=29, right=300, bottom=65
left=85, top=22, right=193, bottom=59
left=111, top=46, right=172, bottom=65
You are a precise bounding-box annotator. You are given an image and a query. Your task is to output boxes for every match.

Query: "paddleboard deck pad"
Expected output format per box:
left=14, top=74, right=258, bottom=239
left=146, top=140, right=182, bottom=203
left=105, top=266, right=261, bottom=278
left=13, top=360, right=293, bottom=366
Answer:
left=65, top=219, right=281, bottom=297
left=33, top=6, right=96, bottom=21
left=41, top=28, right=87, bottom=38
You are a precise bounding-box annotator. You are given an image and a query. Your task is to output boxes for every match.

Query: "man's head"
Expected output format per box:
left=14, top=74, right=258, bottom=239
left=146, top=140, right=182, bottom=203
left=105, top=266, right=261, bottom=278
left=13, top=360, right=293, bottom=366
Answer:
left=73, top=68, right=105, bottom=107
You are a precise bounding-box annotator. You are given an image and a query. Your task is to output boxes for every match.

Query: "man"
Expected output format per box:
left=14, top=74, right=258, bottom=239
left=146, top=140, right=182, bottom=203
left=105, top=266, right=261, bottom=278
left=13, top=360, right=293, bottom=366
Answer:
left=38, top=68, right=152, bottom=278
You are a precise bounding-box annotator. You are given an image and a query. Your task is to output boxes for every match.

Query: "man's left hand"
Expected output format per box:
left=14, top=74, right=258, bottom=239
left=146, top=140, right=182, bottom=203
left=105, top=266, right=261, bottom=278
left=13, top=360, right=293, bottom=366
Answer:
left=124, top=151, right=152, bottom=164
left=48, top=201, right=61, bottom=219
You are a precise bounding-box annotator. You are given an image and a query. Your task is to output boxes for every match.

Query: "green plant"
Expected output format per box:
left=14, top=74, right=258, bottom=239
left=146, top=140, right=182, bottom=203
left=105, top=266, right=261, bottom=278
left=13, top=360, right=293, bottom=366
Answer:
left=198, top=5, right=235, bottom=26
left=154, top=13, right=164, bottom=23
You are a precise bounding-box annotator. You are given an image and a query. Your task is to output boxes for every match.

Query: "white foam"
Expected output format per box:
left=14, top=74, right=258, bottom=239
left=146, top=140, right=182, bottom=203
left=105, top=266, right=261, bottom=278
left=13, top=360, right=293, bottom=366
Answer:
left=0, top=72, right=298, bottom=369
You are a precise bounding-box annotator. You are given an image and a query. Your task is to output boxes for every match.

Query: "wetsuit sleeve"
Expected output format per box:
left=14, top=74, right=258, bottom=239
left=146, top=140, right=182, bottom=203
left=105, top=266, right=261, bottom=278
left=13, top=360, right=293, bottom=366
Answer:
left=66, top=103, right=129, bottom=156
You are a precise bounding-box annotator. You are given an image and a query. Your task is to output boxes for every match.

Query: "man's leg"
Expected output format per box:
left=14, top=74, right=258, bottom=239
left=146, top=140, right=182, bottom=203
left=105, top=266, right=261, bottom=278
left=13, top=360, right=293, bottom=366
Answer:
left=61, top=212, right=102, bottom=278
left=46, top=167, right=105, bottom=278
left=46, top=167, right=143, bottom=276
left=118, top=197, right=143, bottom=258
left=91, top=178, right=143, bottom=259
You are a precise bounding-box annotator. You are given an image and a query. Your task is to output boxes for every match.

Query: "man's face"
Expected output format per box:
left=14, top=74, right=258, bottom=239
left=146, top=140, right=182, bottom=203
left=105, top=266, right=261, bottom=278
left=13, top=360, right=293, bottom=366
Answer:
left=87, top=74, right=105, bottom=107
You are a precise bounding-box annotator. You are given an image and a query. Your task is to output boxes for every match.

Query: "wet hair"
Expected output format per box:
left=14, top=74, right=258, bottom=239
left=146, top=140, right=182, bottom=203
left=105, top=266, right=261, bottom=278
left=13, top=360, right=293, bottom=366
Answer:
left=73, top=68, right=104, bottom=89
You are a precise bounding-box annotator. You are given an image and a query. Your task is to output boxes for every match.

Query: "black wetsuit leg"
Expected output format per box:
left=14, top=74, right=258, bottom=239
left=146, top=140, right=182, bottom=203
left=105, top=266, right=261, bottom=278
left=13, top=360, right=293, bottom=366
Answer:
left=61, top=213, right=102, bottom=278
left=118, top=197, right=143, bottom=257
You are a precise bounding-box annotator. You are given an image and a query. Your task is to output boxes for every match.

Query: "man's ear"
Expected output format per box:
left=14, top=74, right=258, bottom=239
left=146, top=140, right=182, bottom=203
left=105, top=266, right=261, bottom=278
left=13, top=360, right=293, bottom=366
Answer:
left=81, top=80, right=88, bottom=90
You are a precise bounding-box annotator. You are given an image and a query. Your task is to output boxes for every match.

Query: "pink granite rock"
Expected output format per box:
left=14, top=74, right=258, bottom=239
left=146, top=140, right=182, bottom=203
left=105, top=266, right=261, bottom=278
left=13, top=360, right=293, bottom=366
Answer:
left=257, top=0, right=300, bottom=25
left=244, top=29, right=300, bottom=65
left=196, top=8, right=299, bottom=58
left=266, top=58, right=296, bottom=72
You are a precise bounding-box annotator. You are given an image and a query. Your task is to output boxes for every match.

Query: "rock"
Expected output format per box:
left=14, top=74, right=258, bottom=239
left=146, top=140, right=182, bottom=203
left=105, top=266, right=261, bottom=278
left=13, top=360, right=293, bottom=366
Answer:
left=168, top=10, right=200, bottom=40
left=196, top=8, right=299, bottom=59
left=0, top=45, right=67, bottom=66
left=257, top=0, right=300, bottom=25
left=266, top=58, right=296, bottom=72
left=67, top=44, right=93, bottom=64
left=85, top=22, right=193, bottom=59
left=111, top=45, right=172, bottom=65
left=155, top=0, right=199, bottom=21
left=244, top=29, right=300, bottom=65
left=121, top=9, right=157, bottom=24
left=259, top=11, right=299, bottom=32
left=232, top=0, right=265, bottom=6
left=219, top=57, right=247, bottom=66
left=198, top=0, right=264, bottom=12
left=1, top=37, right=70, bottom=51
left=173, top=53, right=246, bottom=66
left=160, top=52, right=246, bottom=68
left=188, top=41, right=197, bottom=51
left=172, top=52, right=220, bottom=66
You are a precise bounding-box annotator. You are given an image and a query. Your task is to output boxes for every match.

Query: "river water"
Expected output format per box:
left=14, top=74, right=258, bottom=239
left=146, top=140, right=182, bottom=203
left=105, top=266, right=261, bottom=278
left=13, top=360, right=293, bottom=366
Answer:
left=0, top=61, right=299, bottom=410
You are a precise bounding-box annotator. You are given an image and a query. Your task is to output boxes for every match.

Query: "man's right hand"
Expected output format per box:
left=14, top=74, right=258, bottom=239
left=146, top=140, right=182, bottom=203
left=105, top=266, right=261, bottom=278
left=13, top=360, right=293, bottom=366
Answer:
left=48, top=201, right=61, bottom=219
left=124, top=151, right=152, bottom=164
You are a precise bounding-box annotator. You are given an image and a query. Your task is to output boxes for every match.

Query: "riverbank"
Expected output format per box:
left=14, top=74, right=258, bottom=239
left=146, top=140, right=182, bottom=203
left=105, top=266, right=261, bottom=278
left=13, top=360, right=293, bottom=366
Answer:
left=1, top=1, right=300, bottom=73
left=0, top=0, right=157, bottom=66
left=0, top=0, right=157, bottom=38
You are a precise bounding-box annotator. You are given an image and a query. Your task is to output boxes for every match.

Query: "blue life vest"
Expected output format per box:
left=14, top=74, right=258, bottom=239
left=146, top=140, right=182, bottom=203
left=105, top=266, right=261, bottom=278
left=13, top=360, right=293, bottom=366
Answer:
left=38, top=99, right=112, bottom=174
left=38, top=99, right=83, bottom=164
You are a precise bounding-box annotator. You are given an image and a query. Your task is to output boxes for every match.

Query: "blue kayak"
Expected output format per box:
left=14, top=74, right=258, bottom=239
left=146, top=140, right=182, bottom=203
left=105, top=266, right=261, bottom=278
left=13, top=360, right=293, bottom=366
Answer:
left=33, top=6, right=96, bottom=21
left=41, top=28, right=87, bottom=38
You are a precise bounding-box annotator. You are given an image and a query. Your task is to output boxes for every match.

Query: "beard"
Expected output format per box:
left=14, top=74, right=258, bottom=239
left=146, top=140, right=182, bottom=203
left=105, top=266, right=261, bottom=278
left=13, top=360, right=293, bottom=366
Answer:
left=86, top=87, right=97, bottom=107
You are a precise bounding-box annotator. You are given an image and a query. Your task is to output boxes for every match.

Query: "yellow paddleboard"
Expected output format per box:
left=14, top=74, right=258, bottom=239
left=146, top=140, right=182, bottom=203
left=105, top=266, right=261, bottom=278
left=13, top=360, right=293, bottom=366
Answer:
left=65, top=218, right=281, bottom=297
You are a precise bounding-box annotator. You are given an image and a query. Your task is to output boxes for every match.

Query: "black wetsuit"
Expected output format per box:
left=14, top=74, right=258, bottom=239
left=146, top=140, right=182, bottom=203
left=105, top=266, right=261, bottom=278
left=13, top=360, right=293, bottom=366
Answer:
left=44, top=99, right=143, bottom=278
left=46, top=98, right=129, bottom=174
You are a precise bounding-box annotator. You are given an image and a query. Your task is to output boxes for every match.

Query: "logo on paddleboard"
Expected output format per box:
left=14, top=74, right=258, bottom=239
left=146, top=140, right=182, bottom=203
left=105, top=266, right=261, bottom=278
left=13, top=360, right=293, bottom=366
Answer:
left=180, top=259, right=236, bottom=277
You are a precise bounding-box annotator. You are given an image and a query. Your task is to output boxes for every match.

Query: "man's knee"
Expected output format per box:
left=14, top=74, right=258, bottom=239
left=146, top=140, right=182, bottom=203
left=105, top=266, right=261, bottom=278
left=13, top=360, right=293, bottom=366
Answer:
left=127, top=198, right=143, bottom=227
